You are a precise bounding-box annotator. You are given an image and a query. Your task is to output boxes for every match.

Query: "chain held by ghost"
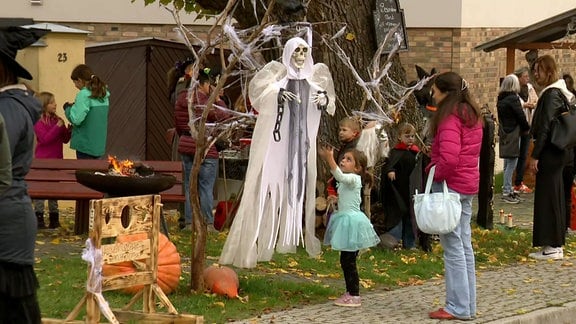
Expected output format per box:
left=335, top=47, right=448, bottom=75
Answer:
left=273, top=88, right=287, bottom=142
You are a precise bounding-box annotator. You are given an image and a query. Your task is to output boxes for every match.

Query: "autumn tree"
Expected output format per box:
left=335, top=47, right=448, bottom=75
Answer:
left=136, top=0, right=423, bottom=291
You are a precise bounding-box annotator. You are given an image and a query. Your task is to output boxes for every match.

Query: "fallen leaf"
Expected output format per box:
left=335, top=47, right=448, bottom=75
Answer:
left=360, top=278, right=375, bottom=288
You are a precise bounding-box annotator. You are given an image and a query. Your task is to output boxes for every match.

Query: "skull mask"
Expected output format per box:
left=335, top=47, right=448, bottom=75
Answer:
left=291, top=45, right=308, bottom=69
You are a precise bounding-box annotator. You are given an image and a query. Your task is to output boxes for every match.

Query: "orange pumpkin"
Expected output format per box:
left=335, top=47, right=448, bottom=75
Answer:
left=203, top=264, right=239, bottom=298
left=102, top=232, right=181, bottom=294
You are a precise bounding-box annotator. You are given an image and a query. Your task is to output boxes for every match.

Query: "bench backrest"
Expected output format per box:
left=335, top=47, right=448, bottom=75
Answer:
left=31, top=159, right=182, bottom=174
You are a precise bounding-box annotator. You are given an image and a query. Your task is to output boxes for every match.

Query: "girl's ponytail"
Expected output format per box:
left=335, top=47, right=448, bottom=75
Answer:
left=70, top=64, right=108, bottom=99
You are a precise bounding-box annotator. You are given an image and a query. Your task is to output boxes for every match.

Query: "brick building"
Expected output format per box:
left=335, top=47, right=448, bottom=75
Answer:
left=4, top=0, right=576, bottom=111
left=398, top=1, right=576, bottom=111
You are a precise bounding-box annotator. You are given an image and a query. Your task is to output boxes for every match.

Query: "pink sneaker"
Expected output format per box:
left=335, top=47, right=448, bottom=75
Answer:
left=333, top=292, right=361, bottom=307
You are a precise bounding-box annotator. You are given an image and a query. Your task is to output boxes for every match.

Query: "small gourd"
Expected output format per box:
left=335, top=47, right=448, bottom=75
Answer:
left=203, top=264, right=240, bottom=299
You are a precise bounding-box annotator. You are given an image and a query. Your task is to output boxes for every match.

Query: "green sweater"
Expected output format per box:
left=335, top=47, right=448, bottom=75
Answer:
left=65, top=87, right=110, bottom=157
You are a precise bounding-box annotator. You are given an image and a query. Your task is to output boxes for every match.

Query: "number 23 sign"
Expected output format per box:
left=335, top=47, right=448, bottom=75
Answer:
left=57, top=53, right=67, bottom=63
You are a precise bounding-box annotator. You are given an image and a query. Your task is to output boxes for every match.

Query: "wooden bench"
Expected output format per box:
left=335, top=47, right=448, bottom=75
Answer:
left=26, top=159, right=184, bottom=235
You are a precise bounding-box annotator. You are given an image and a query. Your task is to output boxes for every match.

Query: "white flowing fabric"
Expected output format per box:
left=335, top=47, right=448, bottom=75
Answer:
left=219, top=37, right=336, bottom=268
left=356, top=125, right=389, bottom=168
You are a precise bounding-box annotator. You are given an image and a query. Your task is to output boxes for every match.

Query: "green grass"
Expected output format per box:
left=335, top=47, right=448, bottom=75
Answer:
left=36, top=218, right=573, bottom=323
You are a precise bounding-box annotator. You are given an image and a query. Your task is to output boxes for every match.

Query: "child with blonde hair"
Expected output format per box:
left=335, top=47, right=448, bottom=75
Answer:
left=324, top=116, right=388, bottom=218
left=33, top=91, right=71, bottom=228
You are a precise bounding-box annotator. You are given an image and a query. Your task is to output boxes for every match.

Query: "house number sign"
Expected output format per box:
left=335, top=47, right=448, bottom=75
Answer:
left=57, top=52, right=68, bottom=62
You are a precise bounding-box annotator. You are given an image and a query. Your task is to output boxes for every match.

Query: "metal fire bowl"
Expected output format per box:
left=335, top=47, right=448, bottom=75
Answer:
left=75, top=169, right=176, bottom=197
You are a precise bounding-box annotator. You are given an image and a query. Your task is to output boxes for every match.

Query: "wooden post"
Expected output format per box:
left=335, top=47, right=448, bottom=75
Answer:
left=506, top=47, right=516, bottom=75
left=477, top=108, right=496, bottom=229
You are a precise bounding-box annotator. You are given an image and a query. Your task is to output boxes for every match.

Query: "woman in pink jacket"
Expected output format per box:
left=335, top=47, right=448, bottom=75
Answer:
left=426, top=72, right=483, bottom=320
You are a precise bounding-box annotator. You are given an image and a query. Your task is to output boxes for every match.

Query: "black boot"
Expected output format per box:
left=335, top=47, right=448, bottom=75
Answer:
left=36, top=212, right=46, bottom=229
left=48, top=212, right=60, bottom=229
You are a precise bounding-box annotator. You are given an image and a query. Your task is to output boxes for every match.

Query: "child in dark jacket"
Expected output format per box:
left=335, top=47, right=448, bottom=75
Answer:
left=380, top=123, right=419, bottom=249
left=33, top=91, right=71, bottom=228
left=326, top=117, right=362, bottom=199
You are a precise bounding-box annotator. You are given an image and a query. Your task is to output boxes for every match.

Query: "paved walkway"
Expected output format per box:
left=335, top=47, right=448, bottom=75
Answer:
left=234, top=192, right=576, bottom=323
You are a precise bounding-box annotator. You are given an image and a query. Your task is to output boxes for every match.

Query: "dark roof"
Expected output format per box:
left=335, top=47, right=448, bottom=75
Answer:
left=0, top=18, right=34, bottom=28
left=475, top=8, right=576, bottom=52
left=86, top=37, right=187, bottom=50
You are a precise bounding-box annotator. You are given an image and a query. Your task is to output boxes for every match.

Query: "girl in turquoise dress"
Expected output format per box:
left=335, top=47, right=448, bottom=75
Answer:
left=318, top=147, right=380, bottom=307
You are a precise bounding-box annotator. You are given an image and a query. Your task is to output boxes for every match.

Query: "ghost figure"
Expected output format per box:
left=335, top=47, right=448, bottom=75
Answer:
left=219, top=37, right=336, bottom=268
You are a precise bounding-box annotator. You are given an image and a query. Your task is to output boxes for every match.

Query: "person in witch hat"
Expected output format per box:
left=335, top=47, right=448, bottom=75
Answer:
left=0, top=26, right=48, bottom=323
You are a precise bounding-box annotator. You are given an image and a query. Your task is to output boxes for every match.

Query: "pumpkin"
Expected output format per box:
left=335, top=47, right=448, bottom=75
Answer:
left=203, top=264, right=239, bottom=298
left=102, top=232, right=181, bottom=294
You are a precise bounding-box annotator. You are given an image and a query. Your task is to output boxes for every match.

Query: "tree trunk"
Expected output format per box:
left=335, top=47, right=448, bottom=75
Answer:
left=308, top=0, right=419, bottom=143
left=189, top=153, right=207, bottom=291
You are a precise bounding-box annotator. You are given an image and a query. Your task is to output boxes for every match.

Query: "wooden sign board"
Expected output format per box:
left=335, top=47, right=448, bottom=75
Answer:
left=373, top=0, right=409, bottom=53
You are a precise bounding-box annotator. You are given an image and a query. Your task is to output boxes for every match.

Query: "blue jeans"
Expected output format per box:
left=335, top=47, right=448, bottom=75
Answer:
left=514, top=134, right=530, bottom=186
left=181, top=154, right=218, bottom=225
left=433, top=182, right=476, bottom=319
left=503, top=157, right=518, bottom=194
left=387, top=219, right=415, bottom=249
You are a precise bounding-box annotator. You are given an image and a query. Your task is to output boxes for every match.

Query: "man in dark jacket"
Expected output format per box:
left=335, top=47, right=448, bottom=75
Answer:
left=0, top=26, right=48, bottom=324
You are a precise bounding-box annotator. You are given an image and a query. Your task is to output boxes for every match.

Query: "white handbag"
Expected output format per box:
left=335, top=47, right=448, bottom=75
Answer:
left=413, top=165, right=462, bottom=235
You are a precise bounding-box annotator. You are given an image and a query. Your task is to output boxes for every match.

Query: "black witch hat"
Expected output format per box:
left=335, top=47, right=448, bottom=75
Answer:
left=0, top=26, right=49, bottom=80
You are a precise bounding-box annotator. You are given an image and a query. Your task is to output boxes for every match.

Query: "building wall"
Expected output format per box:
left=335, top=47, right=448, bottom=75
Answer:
left=399, top=0, right=575, bottom=28
left=7, top=0, right=212, bottom=25
left=399, top=27, right=576, bottom=112
left=41, top=21, right=576, bottom=115
left=60, top=21, right=211, bottom=44
left=8, top=2, right=576, bottom=115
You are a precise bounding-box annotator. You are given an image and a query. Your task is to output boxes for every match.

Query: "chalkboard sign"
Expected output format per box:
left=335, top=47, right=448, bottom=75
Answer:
left=373, top=0, right=408, bottom=53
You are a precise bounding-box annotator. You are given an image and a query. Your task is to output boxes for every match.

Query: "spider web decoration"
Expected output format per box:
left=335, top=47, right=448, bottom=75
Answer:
left=164, top=0, right=432, bottom=157
left=319, top=24, right=431, bottom=125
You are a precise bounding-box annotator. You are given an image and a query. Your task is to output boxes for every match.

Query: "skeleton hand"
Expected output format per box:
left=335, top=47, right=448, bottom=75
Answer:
left=278, top=88, right=299, bottom=103
left=312, top=91, right=328, bottom=109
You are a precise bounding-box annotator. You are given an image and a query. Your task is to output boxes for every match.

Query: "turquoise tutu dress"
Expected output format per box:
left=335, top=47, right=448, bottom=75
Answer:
left=324, top=168, right=381, bottom=251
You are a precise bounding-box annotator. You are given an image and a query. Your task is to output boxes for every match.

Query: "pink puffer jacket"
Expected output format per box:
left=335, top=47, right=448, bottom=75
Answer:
left=426, top=110, right=483, bottom=195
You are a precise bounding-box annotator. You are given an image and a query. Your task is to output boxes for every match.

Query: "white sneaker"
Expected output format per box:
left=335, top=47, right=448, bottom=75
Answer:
left=529, top=246, right=563, bottom=260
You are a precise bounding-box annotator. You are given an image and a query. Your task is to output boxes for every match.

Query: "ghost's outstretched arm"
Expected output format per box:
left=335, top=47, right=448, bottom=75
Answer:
left=310, top=63, right=336, bottom=115
left=249, top=61, right=287, bottom=112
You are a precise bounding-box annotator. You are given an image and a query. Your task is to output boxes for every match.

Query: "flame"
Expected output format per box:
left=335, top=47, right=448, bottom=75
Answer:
left=107, top=155, right=134, bottom=176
